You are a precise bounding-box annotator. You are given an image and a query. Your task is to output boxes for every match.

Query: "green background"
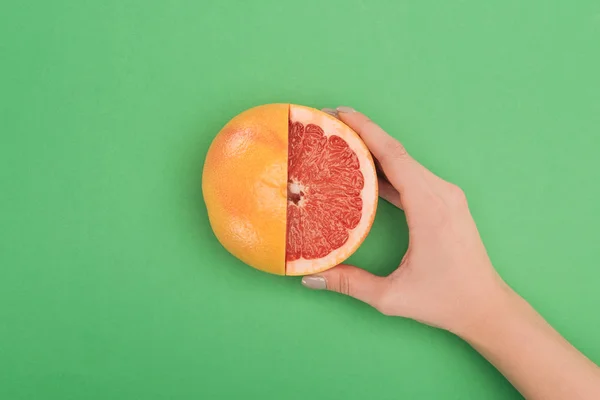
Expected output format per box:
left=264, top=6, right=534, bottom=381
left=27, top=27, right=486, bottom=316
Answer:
left=1, top=0, right=599, bottom=398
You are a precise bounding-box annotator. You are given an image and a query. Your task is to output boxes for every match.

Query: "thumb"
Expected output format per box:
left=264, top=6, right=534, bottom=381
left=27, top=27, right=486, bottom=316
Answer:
left=302, top=264, right=389, bottom=309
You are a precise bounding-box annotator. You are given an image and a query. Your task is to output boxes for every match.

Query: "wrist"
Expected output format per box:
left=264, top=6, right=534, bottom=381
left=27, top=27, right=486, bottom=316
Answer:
left=450, top=279, right=523, bottom=341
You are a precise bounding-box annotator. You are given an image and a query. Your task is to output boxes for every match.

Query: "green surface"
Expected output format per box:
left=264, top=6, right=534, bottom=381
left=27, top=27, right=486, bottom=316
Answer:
left=1, top=0, right=599, bottom=398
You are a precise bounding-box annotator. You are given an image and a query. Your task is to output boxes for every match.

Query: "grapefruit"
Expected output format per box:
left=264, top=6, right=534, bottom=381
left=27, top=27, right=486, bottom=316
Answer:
left=202, top=104, right=378, bottom=276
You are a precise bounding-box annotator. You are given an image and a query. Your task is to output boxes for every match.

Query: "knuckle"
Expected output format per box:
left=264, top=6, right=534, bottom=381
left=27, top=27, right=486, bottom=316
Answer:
left=335, top=273, right=352, bottom=296
left=361, top=117, right=376, bottom=130
left=445, top=184, right=467, bottom=207
left=385, top=141, right=408, bottom=161
left=359, top=118, right=377, bottom=135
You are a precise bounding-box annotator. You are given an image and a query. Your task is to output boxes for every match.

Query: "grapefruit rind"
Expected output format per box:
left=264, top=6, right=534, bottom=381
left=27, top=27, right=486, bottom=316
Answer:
left=202, top=104, right=289, bottom=275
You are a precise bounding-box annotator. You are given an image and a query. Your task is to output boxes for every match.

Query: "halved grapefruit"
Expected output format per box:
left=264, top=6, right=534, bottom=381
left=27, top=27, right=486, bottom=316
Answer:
left=202, top=104, right=377, bottom=276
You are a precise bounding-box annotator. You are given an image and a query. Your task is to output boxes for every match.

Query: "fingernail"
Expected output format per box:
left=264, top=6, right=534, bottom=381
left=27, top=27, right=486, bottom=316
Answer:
left=336, top=106, right=355, bottom=113
left=301, top=276, right=327, bottom=290
left=322, top=108, right=339, bottom=118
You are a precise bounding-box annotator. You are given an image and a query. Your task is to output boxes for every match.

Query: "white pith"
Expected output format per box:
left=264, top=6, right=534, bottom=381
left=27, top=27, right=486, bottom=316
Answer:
left=288, top=180, right=306, bottom=207
left=286, top=105, right=378, bottom=276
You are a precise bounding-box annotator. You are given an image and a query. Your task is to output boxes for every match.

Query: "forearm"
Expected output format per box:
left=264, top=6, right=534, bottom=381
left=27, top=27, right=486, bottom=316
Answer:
left=457, top=285, right=600, bottom=400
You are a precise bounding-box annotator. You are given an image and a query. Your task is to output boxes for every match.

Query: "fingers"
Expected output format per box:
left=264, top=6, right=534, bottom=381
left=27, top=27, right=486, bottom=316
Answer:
left=302, top=265, right=389, bottom=310
left=322, top=107, right=406, bottom=209
left=321, top=108, right=402, bottom=208
left=335, top=106, right=427, bottom=196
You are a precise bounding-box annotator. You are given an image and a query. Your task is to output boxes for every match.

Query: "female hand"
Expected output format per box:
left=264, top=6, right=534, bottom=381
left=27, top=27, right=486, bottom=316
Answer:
left=302, top=106, right=600, bottom=400
left=303, top=106, right=505, bottom=334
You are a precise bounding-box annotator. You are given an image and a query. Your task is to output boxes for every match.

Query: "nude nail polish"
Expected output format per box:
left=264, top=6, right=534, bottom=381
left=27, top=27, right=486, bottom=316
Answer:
left=302, top=276, right=327, bottom=290
left=336, top=106, right=356, bottom=113
left=322, top=108, right=339, bottom=118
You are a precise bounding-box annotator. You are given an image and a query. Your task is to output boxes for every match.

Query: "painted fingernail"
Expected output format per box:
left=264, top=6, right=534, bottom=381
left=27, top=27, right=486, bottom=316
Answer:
left=322, top=108, right=339, bottom=118
left=301, top=276, right=327, bottom=290
left=336, top=106, right=355, bottom=113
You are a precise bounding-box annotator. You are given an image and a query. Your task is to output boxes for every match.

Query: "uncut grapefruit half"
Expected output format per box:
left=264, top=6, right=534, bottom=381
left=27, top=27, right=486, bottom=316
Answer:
left=202, top=104, right=378, bottom=276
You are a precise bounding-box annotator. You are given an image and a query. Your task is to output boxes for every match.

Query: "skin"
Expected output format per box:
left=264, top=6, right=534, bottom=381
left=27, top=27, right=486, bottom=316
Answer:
left=303, top=106, right=600, bottom=400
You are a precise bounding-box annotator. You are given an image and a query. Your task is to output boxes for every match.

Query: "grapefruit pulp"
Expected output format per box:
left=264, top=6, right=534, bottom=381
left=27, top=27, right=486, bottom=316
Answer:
left=202, top=104, right=377, bottom=276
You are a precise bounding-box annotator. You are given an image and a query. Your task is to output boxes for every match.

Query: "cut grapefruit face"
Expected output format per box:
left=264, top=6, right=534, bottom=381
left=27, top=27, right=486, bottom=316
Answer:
left=285, top=105, right=378, bottom=276
left=202, top=104, right=377, bottom=276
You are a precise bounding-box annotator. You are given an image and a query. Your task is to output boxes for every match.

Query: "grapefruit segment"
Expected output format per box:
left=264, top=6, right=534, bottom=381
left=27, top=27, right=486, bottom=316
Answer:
left=285, top=105, right=378, bottom=276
